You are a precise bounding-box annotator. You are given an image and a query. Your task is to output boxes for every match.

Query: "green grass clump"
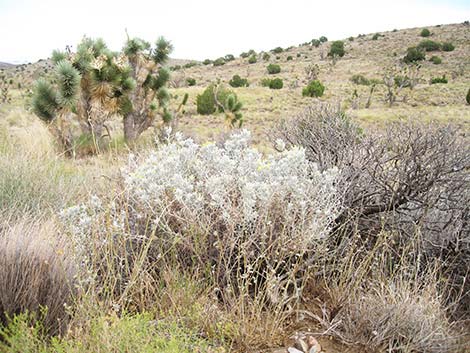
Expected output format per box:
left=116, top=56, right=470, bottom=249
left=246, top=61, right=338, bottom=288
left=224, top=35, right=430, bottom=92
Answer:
left=0, top=312, right=217, bottom=353
left=430, top=75, right=448, bottom=84
left=441, top=42, right=455, bottom=51
left=429, top=55, right=442, bottom=64
left=302, top=80, right=325, bottom=97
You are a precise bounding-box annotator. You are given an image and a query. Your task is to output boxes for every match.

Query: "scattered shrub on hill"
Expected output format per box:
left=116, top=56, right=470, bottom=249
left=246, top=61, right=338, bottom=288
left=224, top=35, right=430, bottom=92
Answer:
left=186, top=78, right=196, bottom=86
left=441, top=42, right=455, bottom=51
left=350, top=74, right=371, bottom=85
left=372, top=33, right=382, bottom=40
left=213, top=57, right=225, bottom=66
left=271, top=47, right=283, bottom=54
left=430, top=75, right=448, bottom=84
left=196, top=84, right=234, bottom=115
left=266, top=78, right=283, bottom=89
left=418, top=39, right=441, bottom=52
left=260, top=78, right=271, bottom=87
left=248, top=55, right=257, bottom=64
left=403, top=47, right=425, bottom=63
left=328, top=41, right=345, bottom=58
left=262, top=52, right=270, bottom=61
left=202, top=59, right=212, bottom=65
left=296, top=53, right=301, bottom=57
left=311, top=39, right=321, bottom=47
left=420, top=28, right=431, bottom=37
left=302, top=80, right=325, bottom=97
left=348, top=36, right=354, bottom=41
left=240, top=49, right=255, bottom=58
left=183, top=62, right=198, bottom=69
left=224, top=54, right=235, bottom=62
left=319, top=36, right=328, bottom=43
left=429, top=55, right=442, bottom=64
left=229, top=74, right=249, bottom=88
left=286, top=56, right=293, bottom=61
left=267, top=63, right=281, bottom=74
left=467, top=88, right=470, bottom=105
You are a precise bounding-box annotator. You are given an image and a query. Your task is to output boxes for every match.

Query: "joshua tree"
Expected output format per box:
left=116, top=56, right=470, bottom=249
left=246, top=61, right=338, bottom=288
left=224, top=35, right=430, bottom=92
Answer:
left=31, top=36, right=174, bottom=153
left=122, top=36, right=173, bottom=142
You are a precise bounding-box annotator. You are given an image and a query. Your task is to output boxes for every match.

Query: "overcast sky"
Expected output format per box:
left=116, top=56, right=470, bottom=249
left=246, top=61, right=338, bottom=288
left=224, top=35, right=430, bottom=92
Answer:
left=0, top=0, right=469, bottom=64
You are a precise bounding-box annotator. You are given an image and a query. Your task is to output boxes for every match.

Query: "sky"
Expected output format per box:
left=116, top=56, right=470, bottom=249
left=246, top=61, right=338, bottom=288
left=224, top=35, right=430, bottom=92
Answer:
left=0, top=0, right=469, bottom=64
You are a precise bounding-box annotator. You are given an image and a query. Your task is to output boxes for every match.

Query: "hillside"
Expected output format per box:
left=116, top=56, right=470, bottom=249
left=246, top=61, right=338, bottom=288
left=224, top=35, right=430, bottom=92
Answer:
left=166, top=22, right=470, bottom=144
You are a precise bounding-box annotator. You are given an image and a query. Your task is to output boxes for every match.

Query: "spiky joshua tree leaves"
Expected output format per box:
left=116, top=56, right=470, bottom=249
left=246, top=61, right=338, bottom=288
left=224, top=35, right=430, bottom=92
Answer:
left=31, top=35, right=174, bottom=154
left=223, top=94, right=243, bottom=128
left=123, top=36, right=173, bottom=142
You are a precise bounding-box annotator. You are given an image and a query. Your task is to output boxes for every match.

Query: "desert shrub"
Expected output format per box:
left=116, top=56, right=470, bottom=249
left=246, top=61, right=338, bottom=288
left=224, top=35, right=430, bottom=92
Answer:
left=248, top=55, right=257, bottom=64
left=183, top=62, right=197, bottom=69
left=260, top=78, right=271, bottom=87
left=418, top=39, right=441, bottom=51
left=328, top=40, right=345, bottom=57
left=0, top=221, right=77, bottom=335
left=229, top=74, right=249, bottom=88
left=420, top=28, right=431, bottom=37
left=302, top=80, right=325, bottom=97
left=267, top=78, right=283, bottom=89
left=224, top=54, right=235, bottom=62
left=271, top=47, right=283, bottom=54
left=59, top=130, right=341, bottom=343
left=430, top=75, right=448, bottom=84
left=286, top=55, right=293, bottom=61
left=350, top=74, right=370, bottom=85
left=186, top=78, right=196, bottom=86
left=276, top=104, right=470, bottom=318
left=202, top=59, right=212, bottom=65
left=262, top=52, right=270, bottom=61
left=403, top=47, right=425, bottom=63
left=348, top=36, right=354, bottom=41
left=266, top=63, right=281, bottom=74
left=213, top=57, right=225, bottom=66
left=441, top=42, right=455, bottom=51
left=466, top=88, right=470, bottom=104
left=429, top=55, right=442, bottom=64
left=372, top=33, right=381, bottom=40
left=311, top=39, right=321, bottom=47
left=319, top=36, right=328, bottom=43
left=296, top=53, right=301, bottom=57
left=196, top=84, right=234, bottom=115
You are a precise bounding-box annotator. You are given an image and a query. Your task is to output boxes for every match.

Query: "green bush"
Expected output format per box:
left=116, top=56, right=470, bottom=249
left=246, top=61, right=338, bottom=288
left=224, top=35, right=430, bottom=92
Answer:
left=372, top=33, right=381, bottom=40
left=311, top=39, right=321, bottom=47
left=286, top=56, right=293, bottom=61
left=429, top=56, right=442, bottom=64
left=466, top=88, right=470, bottom=105
left=418, top=40, right=441, bottom=52
left=213, top=58, right=225, bottom=66
left=262, top=53, right=271, bottom=61
left=272, top=47, right=283, bottom=54
left=183, top=62, right=197, bottom=69
left=196, top=84, right=234, bottom=115
left=202, top=59, right=212, bottom=65
left=267, top=64, right=281, bottom=74
left=186, top=78, right=196, bottom=86
left=430, top=75, right=448, bottom=84
left=229, top=74, right=249, bottom=88
left=348, top=36, right=354, bottom=41
left=296, top=53, right=301, bottom=57
left=328, top=41, right=345, bottom=57
left=248, top=55, right=257, bottom=64
left=224, top=54, right=235, bottom=62
left=319, top=36, right=328, bottom=43
left=268, top=78, right=283, bottom=89
left=403, top=47, right=425, bottom=63
left=302, top=80, right=325, bottom=97
left=441, top=42, right=455, bottom=51
left=350, top=74, right=371, bottom=85
left=420, top=28, right=431, bottom=37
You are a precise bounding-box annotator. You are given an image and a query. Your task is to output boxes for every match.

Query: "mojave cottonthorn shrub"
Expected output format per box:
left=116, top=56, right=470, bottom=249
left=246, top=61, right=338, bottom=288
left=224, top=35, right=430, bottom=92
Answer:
left=60, top=130, right=341, bottom=304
